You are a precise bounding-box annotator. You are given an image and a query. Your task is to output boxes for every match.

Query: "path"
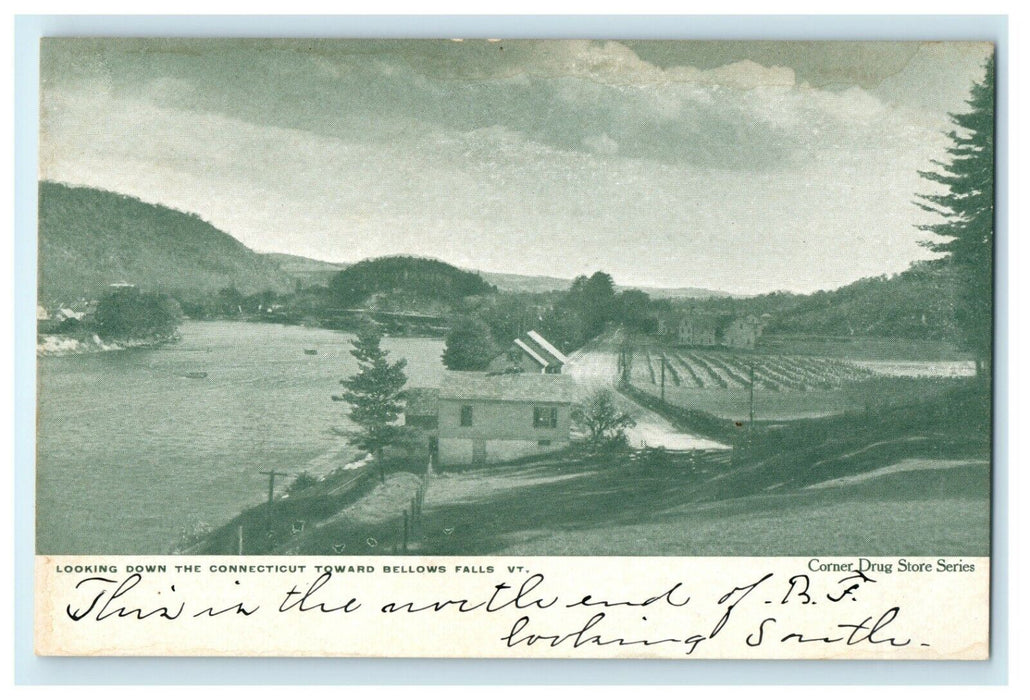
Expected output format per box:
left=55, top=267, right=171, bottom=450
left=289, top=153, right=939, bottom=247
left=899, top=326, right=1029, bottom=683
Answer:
left=566, top=339, right=728, bottom=451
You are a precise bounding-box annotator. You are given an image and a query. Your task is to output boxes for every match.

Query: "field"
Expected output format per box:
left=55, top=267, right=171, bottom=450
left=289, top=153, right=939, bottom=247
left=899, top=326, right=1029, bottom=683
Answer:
left=758, top=335, right=973, bottom=361
left=626, top=344, right=965, bottom=421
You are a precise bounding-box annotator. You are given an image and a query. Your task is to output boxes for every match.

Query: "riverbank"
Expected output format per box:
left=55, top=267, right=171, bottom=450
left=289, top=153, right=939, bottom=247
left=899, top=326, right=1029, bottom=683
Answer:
left=36, top=331, right=180, bottom=356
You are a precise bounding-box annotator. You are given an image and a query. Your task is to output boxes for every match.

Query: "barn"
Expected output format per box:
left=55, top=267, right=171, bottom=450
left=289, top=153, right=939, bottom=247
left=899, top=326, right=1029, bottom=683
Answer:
left=435, top=371, right=574, bottom=466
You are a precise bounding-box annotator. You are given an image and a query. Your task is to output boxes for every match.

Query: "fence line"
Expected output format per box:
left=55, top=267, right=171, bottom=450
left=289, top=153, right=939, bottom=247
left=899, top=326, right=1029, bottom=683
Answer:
left=399, top=468, right=430, bottom=554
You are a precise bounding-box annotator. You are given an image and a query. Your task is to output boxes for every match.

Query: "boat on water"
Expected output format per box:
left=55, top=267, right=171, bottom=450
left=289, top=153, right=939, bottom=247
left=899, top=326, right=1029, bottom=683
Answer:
left=304, top=349, right=318, bottom=355
left=184, top=371, right=208, bottom=379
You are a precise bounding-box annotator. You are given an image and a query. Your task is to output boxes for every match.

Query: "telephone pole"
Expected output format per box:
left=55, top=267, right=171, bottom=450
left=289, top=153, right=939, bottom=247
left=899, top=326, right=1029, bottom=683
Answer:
left=660, top=354, right=666, bottom=405
left=748, top=362, right=755, bottom=434
left=260, top=470, right=290, bottom=534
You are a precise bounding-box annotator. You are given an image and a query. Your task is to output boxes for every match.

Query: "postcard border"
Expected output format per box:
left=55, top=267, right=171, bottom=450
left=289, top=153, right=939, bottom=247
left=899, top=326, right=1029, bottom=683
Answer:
left=13, top=13, right=1010, bottom=685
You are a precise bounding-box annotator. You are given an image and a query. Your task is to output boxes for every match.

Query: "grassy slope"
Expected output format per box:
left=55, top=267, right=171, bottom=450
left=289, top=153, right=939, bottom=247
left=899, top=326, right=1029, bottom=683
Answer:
left=39, top=181, right=294, bottom=303
left=411, top=384, right=989, bottom=556
left=413, top=457, right=988, bottom=557
left=193, top=383, right=989, bottom=557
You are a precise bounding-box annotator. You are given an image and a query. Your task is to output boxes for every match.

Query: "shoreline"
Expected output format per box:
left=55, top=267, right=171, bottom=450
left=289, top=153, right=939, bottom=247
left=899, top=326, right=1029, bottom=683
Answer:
left=36, top=331, right=180, bottom=357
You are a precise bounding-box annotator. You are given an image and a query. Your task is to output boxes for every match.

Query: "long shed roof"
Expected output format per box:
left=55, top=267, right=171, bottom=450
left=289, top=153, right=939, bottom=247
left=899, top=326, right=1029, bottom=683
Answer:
left=527, top=330, right=569, bottom=364
left=513, top=338, right=550, bottom=368
left=439, top=371, right=576, bottom=404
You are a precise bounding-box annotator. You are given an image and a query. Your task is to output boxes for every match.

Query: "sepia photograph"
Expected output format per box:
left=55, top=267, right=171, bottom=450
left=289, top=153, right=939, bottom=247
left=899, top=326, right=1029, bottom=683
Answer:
left=35, top=38, right=994, bottom=562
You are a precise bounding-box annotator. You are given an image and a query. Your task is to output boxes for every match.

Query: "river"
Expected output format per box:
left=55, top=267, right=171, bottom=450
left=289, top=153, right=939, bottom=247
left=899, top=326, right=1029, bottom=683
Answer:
left=36, top=321, right=446, bottom=554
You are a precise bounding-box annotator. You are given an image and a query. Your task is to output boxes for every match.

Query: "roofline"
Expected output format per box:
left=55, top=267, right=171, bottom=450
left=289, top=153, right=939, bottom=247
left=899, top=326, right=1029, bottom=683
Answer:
left=526, top=330, right=568, bottom=364
left=438, top=395, right=572, bottom=405
left=514, top=338, right=549, bottom=367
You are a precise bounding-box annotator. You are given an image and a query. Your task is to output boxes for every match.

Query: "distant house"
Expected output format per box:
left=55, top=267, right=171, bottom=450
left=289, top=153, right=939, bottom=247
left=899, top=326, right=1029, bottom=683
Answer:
left=722, top=315, right=764, bottom=349
left=678, top=316, right=720, bottom=346
left=655, top=312, right=764, bottom=348
left=487, top=330, right=568, bottom=374
left=38, top=305, right=88, bottom=334
left=435, top=371, right=574, bottom=466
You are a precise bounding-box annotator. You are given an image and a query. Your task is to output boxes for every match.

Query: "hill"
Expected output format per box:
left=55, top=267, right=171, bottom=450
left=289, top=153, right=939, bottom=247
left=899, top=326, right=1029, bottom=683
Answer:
left=765, top=262, right=961, bottom=341
left=259, top=253, right=730, bottom=299
left=478, top=270, right=730, bottom=298
left=38, top=181, right=294, bottom=304
left=328, top=255, right=495, bottom=308
left=474, top=270, right=573, bottom=294
left=263, top=252, right=348, bottom=274
left=679, top=261, right=962, bottom=343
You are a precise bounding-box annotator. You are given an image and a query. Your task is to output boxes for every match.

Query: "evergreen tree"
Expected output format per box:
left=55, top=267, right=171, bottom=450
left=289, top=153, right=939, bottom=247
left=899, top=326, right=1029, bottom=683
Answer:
left=916, top=55, right=995, bottom=376
left=339, top=323, right=408, bottom=483
left=442, top=316, right=497, bottom=370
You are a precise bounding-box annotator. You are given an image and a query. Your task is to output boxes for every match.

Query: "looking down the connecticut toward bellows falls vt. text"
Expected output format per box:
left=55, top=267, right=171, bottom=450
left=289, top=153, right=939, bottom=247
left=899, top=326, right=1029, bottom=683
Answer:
left=36, top=39, right=994, bottom=559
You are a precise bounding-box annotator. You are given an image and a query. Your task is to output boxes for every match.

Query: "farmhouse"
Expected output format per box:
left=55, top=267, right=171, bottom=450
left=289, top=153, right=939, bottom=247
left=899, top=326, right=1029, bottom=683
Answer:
left=434, top=371, right=574, bottom=466
left=722, top=315, right=764, bottom=349
left=656, top=312, right=765, bottom=348
left=657, top=313, right=719, bottom=346
left=678, top=316, right=720, bottom=346
left=487, top=330, right=568, bottom=374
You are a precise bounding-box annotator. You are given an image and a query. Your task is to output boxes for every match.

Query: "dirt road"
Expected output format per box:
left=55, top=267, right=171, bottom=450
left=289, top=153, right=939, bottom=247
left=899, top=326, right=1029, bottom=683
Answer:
left=566, top=337, right=728, bottom=451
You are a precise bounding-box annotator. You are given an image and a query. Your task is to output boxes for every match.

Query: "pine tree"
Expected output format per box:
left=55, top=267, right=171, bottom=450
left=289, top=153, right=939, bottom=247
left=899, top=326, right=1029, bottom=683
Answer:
left=339, top=323, right=408, bottom=483
left=916, top=54, right=995, bottom=377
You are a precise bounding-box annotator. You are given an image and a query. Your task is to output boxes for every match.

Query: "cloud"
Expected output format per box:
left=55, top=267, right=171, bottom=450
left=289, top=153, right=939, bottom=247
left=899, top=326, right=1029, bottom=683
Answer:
left=582, top=133, right=619, bottom=155
left=38, top=39, right=984, bottom=294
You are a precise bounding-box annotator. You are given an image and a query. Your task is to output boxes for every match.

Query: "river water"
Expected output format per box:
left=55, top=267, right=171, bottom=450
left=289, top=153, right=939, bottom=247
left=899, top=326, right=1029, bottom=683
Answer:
left=36, top=321, right=446, bottom=554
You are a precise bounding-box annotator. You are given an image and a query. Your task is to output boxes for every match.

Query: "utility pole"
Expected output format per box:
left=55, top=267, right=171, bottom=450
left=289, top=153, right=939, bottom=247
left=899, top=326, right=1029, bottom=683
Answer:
left=260, top=470, right=290, bottom=534
left=748, top=362, right=755, bottom=434
left=660, top=354, right=666, bottom=405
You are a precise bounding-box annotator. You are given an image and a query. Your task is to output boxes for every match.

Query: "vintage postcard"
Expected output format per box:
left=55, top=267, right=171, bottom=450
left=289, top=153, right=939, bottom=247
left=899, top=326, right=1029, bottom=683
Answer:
left=34, top=38, right=994, bottom=659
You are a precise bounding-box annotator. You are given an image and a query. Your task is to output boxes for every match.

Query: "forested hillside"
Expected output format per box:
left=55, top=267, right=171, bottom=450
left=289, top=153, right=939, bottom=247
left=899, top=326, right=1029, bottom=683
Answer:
left=766, top=263, right=960, bottom=340
left=38, top=181, right=294, bottom=303
left=680, top=261, right=961, bottom=341
left=328, top=255, right=496, bottom=307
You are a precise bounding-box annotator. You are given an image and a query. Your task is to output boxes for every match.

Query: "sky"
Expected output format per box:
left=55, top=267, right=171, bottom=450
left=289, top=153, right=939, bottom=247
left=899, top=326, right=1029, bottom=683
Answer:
left=39, top=39, right=993, bottom=295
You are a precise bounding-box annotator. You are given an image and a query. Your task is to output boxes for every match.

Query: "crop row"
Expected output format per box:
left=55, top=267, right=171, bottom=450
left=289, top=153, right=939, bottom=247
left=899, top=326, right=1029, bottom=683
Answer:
left=630, top=349, right=875, bottom=393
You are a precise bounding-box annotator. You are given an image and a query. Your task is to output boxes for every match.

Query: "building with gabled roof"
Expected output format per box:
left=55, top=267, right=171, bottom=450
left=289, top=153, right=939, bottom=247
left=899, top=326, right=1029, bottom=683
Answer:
left=526, top=330, right=568, bottom=365
left=656, top=311, right=764, bottom=348
left=487, top=330, right=567, bottom=374
left=435, top=371, right=574, bottom=466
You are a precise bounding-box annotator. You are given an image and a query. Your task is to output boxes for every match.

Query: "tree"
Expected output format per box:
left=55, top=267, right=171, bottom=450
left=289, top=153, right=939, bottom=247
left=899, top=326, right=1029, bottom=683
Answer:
left=916, top=54, right=994, bottom=377
left=615, top=289, right=656, bottom=332
left=539, top=304, right=590, bottom=353
left=568, top=271, right=617, bottom=337
left=572, top=389, right=636, bottom=449
left=442, top=316, right=497, bottom=370
left=93, top=288, right=182, bottom=340
left=216, top=286, right=246, bottom=315
left=339, top=323, right=408, bottom=483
